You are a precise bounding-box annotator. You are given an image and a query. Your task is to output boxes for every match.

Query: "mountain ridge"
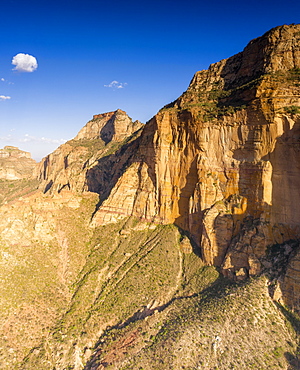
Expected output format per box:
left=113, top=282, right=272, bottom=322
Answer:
left=1, top=24, right=300, bottom=369
left=0, top=146, right=37, bottom=180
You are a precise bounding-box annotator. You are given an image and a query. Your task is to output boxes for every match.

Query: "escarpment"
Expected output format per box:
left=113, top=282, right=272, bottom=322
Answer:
left=37, top=109, right=143, bottom=194
left=0, top=146, right=37, bottom=180
left=1, top=24, right=300, bottom=370
left=89, top=24, right=300, bottom=306
left=35, top=24, right=300, bottom=309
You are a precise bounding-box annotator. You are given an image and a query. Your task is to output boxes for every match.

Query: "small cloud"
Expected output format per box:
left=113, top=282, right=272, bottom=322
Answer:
left=12, top=53, right=38, bottom=73
left=0, top=134, right=12, bottom=141
left=0, top=95, right=11, bottom=101
left=19, top=134, right=66, bottom=144
left=1, top=78, right=14, bottom=85
left=104, top=80, right=127, bottom=89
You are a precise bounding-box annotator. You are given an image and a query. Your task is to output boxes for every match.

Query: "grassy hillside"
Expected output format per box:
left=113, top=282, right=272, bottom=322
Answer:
left=0, top=178, right=39, bottom=206
left=20, top=219, right=201, bottom=369
left=86, top=277, right=300, bottom=370
left=15, top=216, right=300, bottom=370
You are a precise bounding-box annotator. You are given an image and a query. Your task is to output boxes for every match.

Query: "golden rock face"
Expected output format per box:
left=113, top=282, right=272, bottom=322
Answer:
left=0, top=146, right=37, bottom=180
left=89, top=25, right=300, bottom=307
left=2, top=25, right=300, bottom=315
left=2, top=25, right=300, bottom=369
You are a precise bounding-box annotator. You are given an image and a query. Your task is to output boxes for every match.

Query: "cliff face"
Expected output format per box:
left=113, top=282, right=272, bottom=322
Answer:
left=75, top=109, right=142, bottom=143
left=91, top=25, right=300, bottom=286
left=0, top=146, right=37, bottom=180
left=32, top=25, right=300, bottom=307
left=37, top=109, right=143, bottom=194
left=1, top=24, right=300, bottom=370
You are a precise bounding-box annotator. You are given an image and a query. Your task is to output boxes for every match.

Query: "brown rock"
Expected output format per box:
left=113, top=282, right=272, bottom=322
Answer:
left=75, top=109, right=143, bottom=143
left=36, top=109, right=143, bottom=194
left=2, top=24, right=300, bottom=315
left=280, top=247, right=300, bottom=312
left=0, top=146, right=37, bottom=180
left=90, top=25, right=300, bottom=292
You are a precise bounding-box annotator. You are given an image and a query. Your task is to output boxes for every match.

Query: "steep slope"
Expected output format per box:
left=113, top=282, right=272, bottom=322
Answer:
left=0, top=146, right=38, bottom=206
left=0, top=146, right=37, bottom=180
left=0, top=24, right=300, bottom=370
left=85, top=277, right=299, bottom=370
left=0, top=110, right=144, bottom=369
left=37, top=109, right=143, bottom=194
left=90, top=24, right=300, bottom=311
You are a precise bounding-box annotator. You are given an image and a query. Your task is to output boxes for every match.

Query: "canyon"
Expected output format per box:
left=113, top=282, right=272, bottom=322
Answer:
left=1, top=24, right=300, bottom=369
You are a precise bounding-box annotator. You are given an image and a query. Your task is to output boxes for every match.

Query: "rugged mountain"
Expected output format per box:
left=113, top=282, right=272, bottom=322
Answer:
left=0, top=146, right=37, bottom=180
left=37, top=109, right=143, bottom=194
left=0, top=146, right=38, bottom=206
left=0, top=24, right=300, bottom=370
left=90, top=24, right=300, bottom=307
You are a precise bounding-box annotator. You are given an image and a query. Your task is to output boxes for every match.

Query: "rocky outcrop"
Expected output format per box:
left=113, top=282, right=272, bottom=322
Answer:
left=0, top=146, right=37, bottom=180
left=36, top=109, right=143, bottom=194
left=89, top=24, right=300, bottom=311
left=75, top=109, right=142, bottom=143
left=2, top=23, right=300, bottom=370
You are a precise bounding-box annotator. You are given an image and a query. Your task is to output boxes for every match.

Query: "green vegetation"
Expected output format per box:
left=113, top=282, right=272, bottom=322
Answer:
left=3, top=189, right=299, bottom=369
left=172, top=79, right=252, bottom=121
left=0, top=178, right=39, bottom=206
left=161, top=68, right=300, bottom=123
left=115, top=277, right=299, bottom=370
left=21, top=219, right=197, bottom=369
left=17, top=213, right=298, bottom=370
left=0, top=191, right=99, bottom=369
left=287, top=67, right=300, bottom=81
left=284, top=105, right=300, bottom=115
left=2, top=39, right=300, bottom=370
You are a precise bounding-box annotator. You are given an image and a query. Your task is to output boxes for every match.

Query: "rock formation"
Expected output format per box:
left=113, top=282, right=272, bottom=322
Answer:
left=0, top=24, right=300, bottom=370
left=75, top=109, right=142, bottom=143
left=90, top=24, right=300, bottom=294
left=0, top=146, right=37, bottom=180
left=31, top=24, right=300, bottom=314
left=37, top=109, right=143, bottom=194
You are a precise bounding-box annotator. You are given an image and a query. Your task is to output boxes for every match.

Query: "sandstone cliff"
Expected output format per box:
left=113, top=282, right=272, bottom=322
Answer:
left=29, top=24, right=300, bottom=315
left=37, top=109, right=143, bottom=194
left=0, top=146, right=37, bottom=180
left=0, top=24, right=300, bottom=370
left=89, top=24, right=300, bottom=306
left=75, top=109, right=142, bottom=142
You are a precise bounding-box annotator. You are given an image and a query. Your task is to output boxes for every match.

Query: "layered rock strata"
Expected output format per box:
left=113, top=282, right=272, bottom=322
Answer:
left=37, top=109, right=143, bottom=194
left=1, top=23, right=300, bottom=313
left=1, top=23, right=300, bottom=370
left=0, top=146, right=37, bottom=180
left=89, top=24, right=300, bottom=308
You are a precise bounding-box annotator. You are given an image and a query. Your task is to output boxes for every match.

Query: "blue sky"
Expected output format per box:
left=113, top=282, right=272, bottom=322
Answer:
left=1, top=0, right=300, bottom=161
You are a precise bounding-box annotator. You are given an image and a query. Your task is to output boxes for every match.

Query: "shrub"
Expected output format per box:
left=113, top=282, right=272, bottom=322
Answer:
left=284, top=105, right=300, bottom=114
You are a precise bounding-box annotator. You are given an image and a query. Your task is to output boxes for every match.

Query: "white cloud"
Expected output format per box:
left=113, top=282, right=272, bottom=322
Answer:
left=19, top=134, right=66, bottom=144
left=104, top=80, right=128, bottom=89
left=12, top=53, right=38, bottom=72
left=1, top=78, right=14, bottom=85
left=0, top=134, right=12, bottom=141
left=0, top=95, right=11, bottom=101
left=0, top=133, right=65, bottom=145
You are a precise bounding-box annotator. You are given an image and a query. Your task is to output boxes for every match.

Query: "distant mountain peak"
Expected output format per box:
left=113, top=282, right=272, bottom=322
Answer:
left=74, top=108, right=143, bottom=143
left=0, top=146, right=37, bottom=180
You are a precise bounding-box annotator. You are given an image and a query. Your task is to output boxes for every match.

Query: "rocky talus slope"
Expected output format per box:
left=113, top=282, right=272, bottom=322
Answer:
left=0, top=24, right=300, bottom=370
